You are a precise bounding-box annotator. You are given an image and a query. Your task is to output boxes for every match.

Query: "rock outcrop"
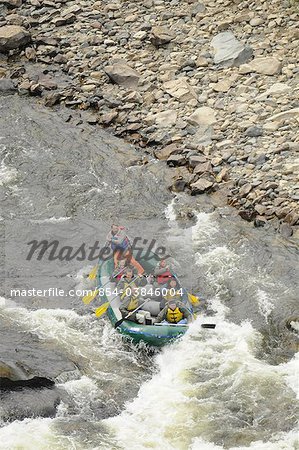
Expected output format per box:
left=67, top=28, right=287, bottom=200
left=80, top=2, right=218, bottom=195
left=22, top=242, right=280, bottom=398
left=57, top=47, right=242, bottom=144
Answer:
left=0, top=0, right=298, bottom=237
left=0, top=25, right=30, bottom=52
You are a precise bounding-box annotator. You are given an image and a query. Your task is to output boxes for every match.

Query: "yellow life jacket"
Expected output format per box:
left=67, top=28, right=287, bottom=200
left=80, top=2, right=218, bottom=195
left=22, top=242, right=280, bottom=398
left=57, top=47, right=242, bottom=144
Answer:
left=127, top=295, right=138, bottom=311
left=166, top=307, right=184, bottom=323
left=121, top=281, right=138, bottom=310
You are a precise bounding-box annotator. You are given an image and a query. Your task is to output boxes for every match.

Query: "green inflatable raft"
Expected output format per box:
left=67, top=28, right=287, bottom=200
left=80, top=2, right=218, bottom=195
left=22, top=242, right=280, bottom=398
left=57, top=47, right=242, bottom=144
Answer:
left=96, top=250, right=191, bottom=347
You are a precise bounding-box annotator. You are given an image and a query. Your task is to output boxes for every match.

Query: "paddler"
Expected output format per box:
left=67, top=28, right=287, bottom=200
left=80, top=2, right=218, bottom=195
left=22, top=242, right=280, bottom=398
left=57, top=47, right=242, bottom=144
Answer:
left=106, top=224, right=144, bottom=275
left=156, top=300, right=191, bottom=325
left=162, top=278, right=183, bottom=305
left=110, top=258, right=127, bottom=282
left=117, top=267, right=139, bottom=291
left=119, top=287, right=142, bottom=322
left=153, top=259, right=172, bottom=285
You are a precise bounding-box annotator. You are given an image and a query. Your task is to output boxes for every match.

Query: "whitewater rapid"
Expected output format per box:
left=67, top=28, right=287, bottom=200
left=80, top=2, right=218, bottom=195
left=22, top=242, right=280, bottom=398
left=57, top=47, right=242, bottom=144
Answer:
left=0, top=200, right=298, bottom=449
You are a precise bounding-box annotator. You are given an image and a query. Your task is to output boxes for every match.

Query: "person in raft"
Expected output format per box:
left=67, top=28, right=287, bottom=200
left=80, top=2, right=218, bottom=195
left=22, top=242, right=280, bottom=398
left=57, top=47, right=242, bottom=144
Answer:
left=156, top=300, right=191, bottom=325
left=117, top=267, right=139, bottom=291
left=110, top=258, right=127, bottom=282
left=106, top=224, right=144, bottom=275
left=119, top=287, right=142, bottom=322
left=153, top=259, right=172, bottom=286
left=162, top=278, right=183, bottom=303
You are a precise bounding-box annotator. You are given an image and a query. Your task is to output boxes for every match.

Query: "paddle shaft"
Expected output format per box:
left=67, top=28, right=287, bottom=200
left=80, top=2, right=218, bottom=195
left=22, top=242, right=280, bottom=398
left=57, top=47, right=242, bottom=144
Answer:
left=114, top=298, right=151, bottom=329
left=154, top=323, right=216, bottom=329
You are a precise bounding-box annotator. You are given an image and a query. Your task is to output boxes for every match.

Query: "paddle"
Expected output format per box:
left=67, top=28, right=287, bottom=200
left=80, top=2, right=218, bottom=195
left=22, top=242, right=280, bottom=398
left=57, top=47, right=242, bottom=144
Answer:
left=95, top=302, right=110, bottom=317
left=154, top=323, right=216, bottom=329
left=173, top=273, right=200, bottom=306
left=94, top=275, right=140, bottom=318
left=114, top=298, right=151, bottom=329
left=87, top=241, right=110, bottom=280
left=82, top=266, right=126, bottom=305
left=88, top=265, right=98, bottom=281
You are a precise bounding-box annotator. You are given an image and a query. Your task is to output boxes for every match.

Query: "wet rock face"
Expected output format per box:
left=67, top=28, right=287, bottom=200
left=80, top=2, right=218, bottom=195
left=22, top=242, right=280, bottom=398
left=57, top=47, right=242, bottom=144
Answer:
left=0, top=376, right=54, bottom=390
left=0, top=25, right=31, bottom=52
left=0, top=322, right=79, bottom=382
left=0, top=382, right=61, bottom=421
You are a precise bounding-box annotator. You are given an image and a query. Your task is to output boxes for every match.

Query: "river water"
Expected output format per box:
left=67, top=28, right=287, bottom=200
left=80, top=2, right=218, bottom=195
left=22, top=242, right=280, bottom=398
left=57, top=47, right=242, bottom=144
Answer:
left=0, top=96, right=298, bottom=450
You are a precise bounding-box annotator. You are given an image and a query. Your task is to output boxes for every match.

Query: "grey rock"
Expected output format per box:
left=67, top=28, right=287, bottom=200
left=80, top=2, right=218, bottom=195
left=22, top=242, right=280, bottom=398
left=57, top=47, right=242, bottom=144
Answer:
left=245, top=126, right=263, bottom=137
left=167, top=154, right=187, bottom=167
left=150, top=26, right=175, bottom=47
left=280, top=223, right=293, bottom=238
left=105, top=62, right=140, bottom=89
left=239, top=183, right=252, bottom=196
left=211, top=31, right=252, bottom=67
left=0, top=25, right=31, bottom=52
left=188, top=155, right=207, bottom=168
left=52, top=14, right=76, bottom=26
left=240, top=57, right=282, bottom=76
left=190, top=178, right=213, bottom=194
left=0, top=0, right=22, bottom=6
left=154, top=144, right=180, bottom=160
left=0, top=77, right=16, bottom=94
left=193, top=161, right=213, bottom=175
left=163, top=78, right=197, bottom=102
left=191, top=3, right=205, bottom=16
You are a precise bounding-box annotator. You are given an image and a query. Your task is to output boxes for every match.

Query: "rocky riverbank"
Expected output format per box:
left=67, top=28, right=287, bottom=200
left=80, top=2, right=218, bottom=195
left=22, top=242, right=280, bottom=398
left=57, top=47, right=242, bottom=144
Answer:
left=0, top=0, right=298, bottom=237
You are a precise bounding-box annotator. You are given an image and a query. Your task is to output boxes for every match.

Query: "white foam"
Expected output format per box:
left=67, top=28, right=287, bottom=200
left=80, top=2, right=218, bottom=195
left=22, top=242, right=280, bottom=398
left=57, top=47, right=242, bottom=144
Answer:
left=58, top=376, right=99, bottom=417
left=0, top=160, right=18, bottom=186
left=277, top=353, right=299, bottom=399
left=256, top=289, right=275, bottom=322
left=164, top=198, right=177, bottom=222
left=192, top=212, right=220, bottom=245
left=0, top=418, right=66, bottom=450
left=30, top=217, right=71, bottom=224
left=191, top=429, right=299, bottom=450
left=106, top=314, right=299, bottom=450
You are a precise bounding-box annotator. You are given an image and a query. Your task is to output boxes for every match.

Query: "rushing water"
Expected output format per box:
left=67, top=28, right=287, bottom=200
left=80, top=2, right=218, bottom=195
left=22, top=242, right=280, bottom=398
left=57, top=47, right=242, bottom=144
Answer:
left=0, top=96, right=298, bottom=449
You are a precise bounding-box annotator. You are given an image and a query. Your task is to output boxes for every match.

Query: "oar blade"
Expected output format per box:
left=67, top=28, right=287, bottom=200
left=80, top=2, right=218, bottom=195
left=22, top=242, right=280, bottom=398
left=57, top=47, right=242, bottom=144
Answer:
left=188, top=293, right=200, bottom=306
left=82, top=289, right=98, bottom=305
left=95, top=302, right=110, bottom=318
left=201, top=324, right=216, bottom=329
left=88, top=265, right=98, bottom=280
left=114, top=319, right=124, bottom=329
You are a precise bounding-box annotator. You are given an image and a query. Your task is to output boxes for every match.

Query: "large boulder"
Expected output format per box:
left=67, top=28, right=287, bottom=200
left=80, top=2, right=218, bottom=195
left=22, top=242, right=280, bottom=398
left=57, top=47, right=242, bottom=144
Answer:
left=240, top=57, right=282, bottom=75
left=188, top=106, right=217, bottom=127
left=105, top=62, right=140, bottom=89
left=163, top=78, right=197, bottom=102
left=153, top=110, right=177, bottom=128
left=154, top=144, right=180, bottom=160
left=151, top=26, right=175, bottom=47
left=190, top=178, right=214, bottom=194
left=0, top=25, right=31, bottom=52
left=211, top=31, right=252, bottom=67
